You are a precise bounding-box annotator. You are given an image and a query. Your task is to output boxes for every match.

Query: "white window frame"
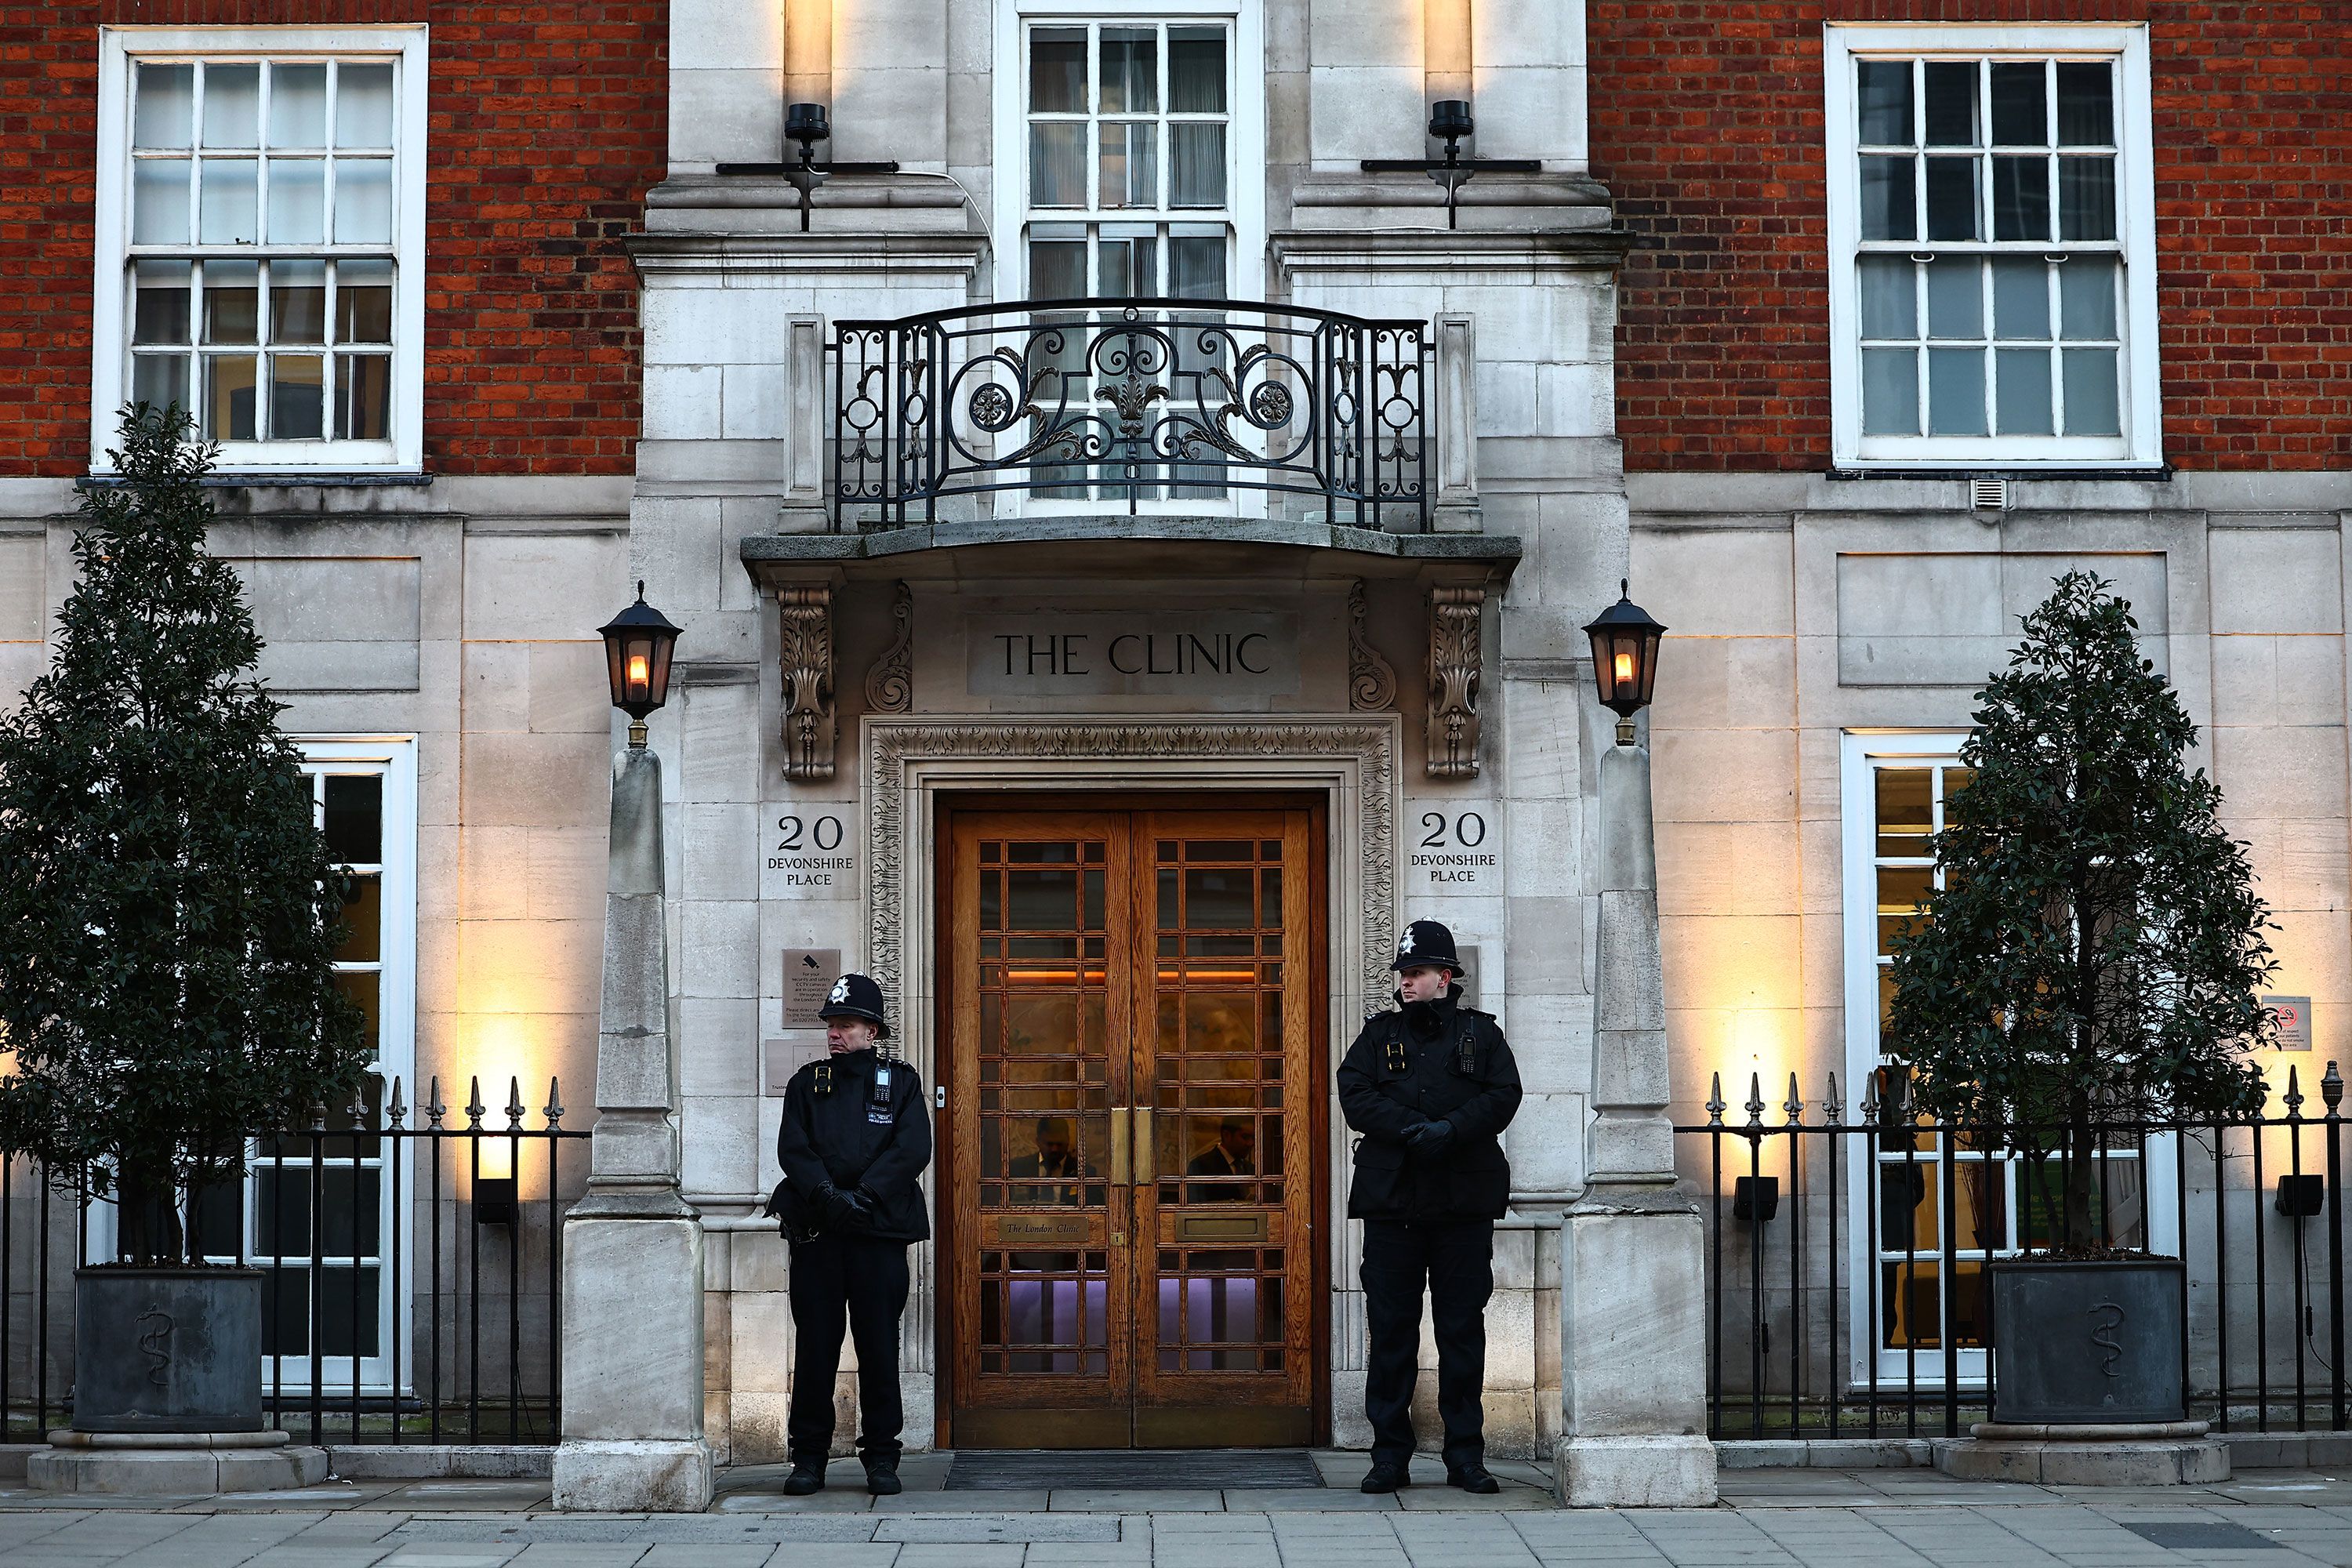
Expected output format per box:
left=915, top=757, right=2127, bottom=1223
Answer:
left=91, top=27, right=429, bottom=474
left=1839, top=731, right=2178, bottom=1392
left=991, top=0, right=1267, bottom=306
left=1824, top=24, right=2159, bottom=470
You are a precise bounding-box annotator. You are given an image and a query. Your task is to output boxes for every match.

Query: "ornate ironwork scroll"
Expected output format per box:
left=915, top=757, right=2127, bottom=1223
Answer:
left=778, top=584, right=836, bottom=781
left=1425, top=584, right=1484, bottom=779
left=832, top=298, right=1433, bottom=530
left=864, top=580, right=914, bottom=715
left=1348, top=579, right=1397, bottom=712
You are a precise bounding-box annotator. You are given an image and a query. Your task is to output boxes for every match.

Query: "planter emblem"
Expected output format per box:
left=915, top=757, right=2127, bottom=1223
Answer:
left=2089, top=1300, right=2125, bottom=1377
left=136, top=1308, right=175, bottom=1387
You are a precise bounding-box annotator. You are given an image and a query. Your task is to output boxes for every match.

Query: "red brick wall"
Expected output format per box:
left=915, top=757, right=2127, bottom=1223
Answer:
left=0, top=2, right=665, bottom=474
left=1589, top=2, right=2352, bottom=470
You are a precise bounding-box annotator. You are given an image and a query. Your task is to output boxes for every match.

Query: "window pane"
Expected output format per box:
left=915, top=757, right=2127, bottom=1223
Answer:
left=1860, top=347, right=1918, bottom=436
left=268, top=353, right=324, bottom=440
left=1030, top=27, right=1086, bottom=113
left=198, top=157, right=258, bottom=243
left=1859, top=156, right=1915, bottom=241
left=1098, top=231, right=1155, bottom=297
left=1099, top=122, right=1157, bottom=209
left=1924, top=156, right=1979, bottom=241
left=1922, top=61, right=1978, bottom=147
left=1926, top=347, right=1987, bottom=436
left=1028, top=237, right=1087, bottom=299
left=266, top=158, right=325, bottom=244
left=2056, top=61, right=2113, bottom=146
left=1925, top=258, right=1981, bottom=340
left=1875, top=768, right=1932, bottom=856
left=2058, top=156, right=2115, bottom=241
left=1099, top=27, right=1157, bottom=114
left=1168, top=233, right=1225, bottom=300
left=269, top=63, right=328, bottom=147
left=334, top=159, right=394, bottom=243
left=335, top=354, right=391, bottom=439
left=270, top=259, right=326, bottom=344
left=2062, top=347, right=2119, bottom=435
left=131, top=353, right=190, bottom=413
left=1991, top=258, right=2049, bottom=339
left=134, top=64, right=194, bottom=149
left=1169, top=26, right=1225, bottom=114
left=133, top=260, right=192, bottom=343
left=335, top=63, right=396, bottom=147
left=1857, top=256, right=1914, bottom=339
left=1995, top=347, right=2053, bottom=434
left=1989, top=62, right=2045, bottom=145
left=2059, top=256, right=2118, bottom=339
left=203, top=261, right=259, bottom=343
left=1857, top=60, right=1912, bottom=144
left=202, top=63, right=260, bottom=147
left=324, top=775, right=383, bottom=862
left=206, top=354, right=258, bottom=440
left=1030, top=123, right=1087, bottom=207
left=336, top=260, right=394, bottom=342
left=132, top=160, right=191, bottom=245
left=1170, top=123, right=1225, bottom=209
left=1991, top=155, right=2048, bottom=241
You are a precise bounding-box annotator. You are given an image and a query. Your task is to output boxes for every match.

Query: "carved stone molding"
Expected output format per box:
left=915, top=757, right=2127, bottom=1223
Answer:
left=1426, top=584, right=1484, bottom=779
left=778, top=585, right=837, bottom=780
left=865, top=718, right=1399, bottom=1023
left=864, top=580, right=914, bottom=715
left=1347, top=579, right=1398, bottom=712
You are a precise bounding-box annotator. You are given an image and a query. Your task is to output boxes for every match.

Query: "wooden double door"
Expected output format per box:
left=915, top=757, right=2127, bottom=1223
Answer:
left=942, top=804, right=1324, bottom=1447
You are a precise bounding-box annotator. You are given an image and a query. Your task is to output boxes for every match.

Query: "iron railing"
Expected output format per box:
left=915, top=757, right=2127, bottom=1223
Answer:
left=1, top=1075, right=584, bottom=1445
left=1688, top=1063, right=2352, bottom=1441
left=831, top=298, right=1435, bottom=530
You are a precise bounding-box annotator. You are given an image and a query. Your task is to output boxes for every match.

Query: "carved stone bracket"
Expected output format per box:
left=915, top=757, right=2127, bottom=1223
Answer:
left=1348, top=579, right=1398, bottom=712
left=864, top=580, right=914, bottom=715
left=1425, top=584, right=1485, bottom=779
left=778, top=584, right=837, bottom=780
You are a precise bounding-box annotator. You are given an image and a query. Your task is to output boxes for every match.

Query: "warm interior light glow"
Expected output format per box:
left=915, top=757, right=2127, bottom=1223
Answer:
left=626, top=652, right=649, bottom=691
left=1613, top=649, right=1635, bottom=685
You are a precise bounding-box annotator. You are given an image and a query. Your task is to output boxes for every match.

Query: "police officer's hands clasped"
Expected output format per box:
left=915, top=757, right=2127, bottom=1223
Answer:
left=1402, top=1118, right=1456, bottom=1154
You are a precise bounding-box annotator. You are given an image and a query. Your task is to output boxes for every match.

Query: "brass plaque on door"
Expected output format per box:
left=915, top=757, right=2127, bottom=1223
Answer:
left=1176, top=1212, right=1269, bottom=1243
left=993, top=1214, right=1094, bottom=1247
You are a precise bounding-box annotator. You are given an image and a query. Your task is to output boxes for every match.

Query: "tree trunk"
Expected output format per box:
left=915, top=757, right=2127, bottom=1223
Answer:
left=115, top=1153, right=185, bottom=1265
left=2064, top=1122, right=2096, bottom=1250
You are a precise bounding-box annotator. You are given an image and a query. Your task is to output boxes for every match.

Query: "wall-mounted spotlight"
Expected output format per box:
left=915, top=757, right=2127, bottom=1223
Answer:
left=714, top=103, right=902, bottom=231
left=1359, top=99, right=1541, bottom=230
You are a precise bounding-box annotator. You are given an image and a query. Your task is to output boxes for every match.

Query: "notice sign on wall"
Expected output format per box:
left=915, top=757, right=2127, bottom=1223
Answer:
left=782, top=948, right=842, bottom=1029
left=967, top=612, right=1299, bottom=697
left=2267, top=996, right=2313, bottom=1052
left=1408, top=804, right=1497, bottom=893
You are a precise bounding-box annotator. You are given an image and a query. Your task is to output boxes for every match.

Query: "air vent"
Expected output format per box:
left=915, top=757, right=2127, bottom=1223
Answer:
left=1971, top=476, right=2012, bottom=511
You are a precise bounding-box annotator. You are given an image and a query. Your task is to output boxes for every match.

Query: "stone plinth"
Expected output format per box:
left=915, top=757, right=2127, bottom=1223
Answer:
left=1935, top=1419, right=2230, bottom=1485
left=27, top=1429, right=326, bottom=1494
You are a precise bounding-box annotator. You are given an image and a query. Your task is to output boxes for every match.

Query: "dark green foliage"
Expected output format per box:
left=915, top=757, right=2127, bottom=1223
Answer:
left=0, top=407, right=368, bottom=1262
left=1884, top=572, right=2274, bottom=1252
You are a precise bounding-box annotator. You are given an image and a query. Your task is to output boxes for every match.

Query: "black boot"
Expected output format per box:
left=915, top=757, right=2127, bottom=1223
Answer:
left=863, top=1455, right=902, bottom=1496
left=782, top=1457, right=826, bottom=1496
left=1445, top=1461, right=1499, bottom=1494
left=1359, top=1460, right=1410, bottom=1494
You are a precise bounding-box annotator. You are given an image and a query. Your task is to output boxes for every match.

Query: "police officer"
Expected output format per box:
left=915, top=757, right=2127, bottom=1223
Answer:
left=1338, top=920, right=1523, bottom=1494
left=768, top=972, right=931, bottom=1497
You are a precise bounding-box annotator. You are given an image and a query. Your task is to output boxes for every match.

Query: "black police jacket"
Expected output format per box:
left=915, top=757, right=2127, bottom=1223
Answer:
left=771, top=1048, right=933, bottom=1243
left=1337, top=989, right=1523, bottom=1221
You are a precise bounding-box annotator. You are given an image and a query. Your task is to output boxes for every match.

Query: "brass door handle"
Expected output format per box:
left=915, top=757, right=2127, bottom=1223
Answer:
left=1133, top=1106, right=1155, bottom=1185
left=1110, top=1109, right=1132, bottom=1185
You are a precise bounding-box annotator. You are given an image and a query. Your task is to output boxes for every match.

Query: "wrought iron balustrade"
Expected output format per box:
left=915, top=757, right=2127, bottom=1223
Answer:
left=830, top=298, right=1435, bottom=530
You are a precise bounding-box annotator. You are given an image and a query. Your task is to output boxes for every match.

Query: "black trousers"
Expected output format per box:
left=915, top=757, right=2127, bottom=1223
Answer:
left=787, top=1234, right=911, bottom=1463
left=1359, top=1217, right=1495, bottom=1470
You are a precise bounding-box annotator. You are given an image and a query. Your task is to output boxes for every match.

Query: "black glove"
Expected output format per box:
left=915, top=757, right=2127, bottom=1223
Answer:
left=814, top=1181, right=858, bottom=1229
left=838, top=1188, right=879, bottom=1227
left=1403, top=1119, right=1455, bottom=1154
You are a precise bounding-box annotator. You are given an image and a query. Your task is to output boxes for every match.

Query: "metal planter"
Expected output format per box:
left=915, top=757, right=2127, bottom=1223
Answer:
left=73, top=1268, right=264, bottom=1433
left=1990, top=1256, right=2186, bottom=1425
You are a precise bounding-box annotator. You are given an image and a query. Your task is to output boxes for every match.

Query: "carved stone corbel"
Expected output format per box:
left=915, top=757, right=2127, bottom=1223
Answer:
left=778, top=584, right=836, bottom=780
left=1347, top=579, right=1398, bottom=712
left=865, top=581, right=914, bottom=715
left=1425, top=583, right=1484, bottom=779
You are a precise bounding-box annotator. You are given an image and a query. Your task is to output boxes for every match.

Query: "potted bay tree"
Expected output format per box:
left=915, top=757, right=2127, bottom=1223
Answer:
left=1883, top=571, right=2274, bottom=1426
left=0, top=406, right=368, bottom=1436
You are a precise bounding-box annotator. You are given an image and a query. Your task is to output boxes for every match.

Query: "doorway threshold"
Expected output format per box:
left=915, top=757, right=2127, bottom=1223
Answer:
left=946, top=1450, right=1323, bottom=1490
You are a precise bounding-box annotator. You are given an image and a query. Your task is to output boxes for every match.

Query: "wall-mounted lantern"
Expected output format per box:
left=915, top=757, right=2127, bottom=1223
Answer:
left=1583, top=579, right=1666, bottom=746
left=598, top=581, right=681, bottom=749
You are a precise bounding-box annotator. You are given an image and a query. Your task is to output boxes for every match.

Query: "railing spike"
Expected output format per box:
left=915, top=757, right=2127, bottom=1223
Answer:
left=425, top=1075, right=445, bottom=1129
left=1744, top=1072, right=1766, bottom=1130
left=1784, top=1071, right=1804, bottom=1124
left=506, top=1076, right=526, bottom=1130
left=347, top=1082, right=371, bottom=1127
left=466, top=1075, right=487, bottom=1129
left=387, top=1076, right=408, bottom=1130
left=2324, top=1060, right=2343, bottom=1118
left=308, top=1100, right=329, bottom=1131
left=1860, top=1071, right=1880, bottom=1122
left=1824, top=1071, right=1843, bottom=1127
left=1705, top=1071, right=1726, bottom=1126
left=544, top=1076, right=565, bottom=1127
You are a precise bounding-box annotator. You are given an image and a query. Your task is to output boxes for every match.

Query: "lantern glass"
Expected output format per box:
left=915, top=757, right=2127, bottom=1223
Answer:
left=1581, top=582, right=1668, bottom=735
left=597, top=583, right=682, bottom=736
